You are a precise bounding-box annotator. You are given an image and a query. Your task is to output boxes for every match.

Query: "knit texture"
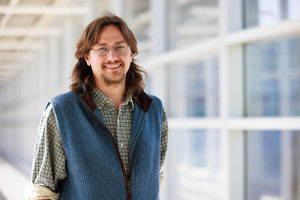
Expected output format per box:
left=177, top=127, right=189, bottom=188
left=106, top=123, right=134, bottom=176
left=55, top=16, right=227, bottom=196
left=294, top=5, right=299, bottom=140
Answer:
left=49, top=91, right=163, bottom=200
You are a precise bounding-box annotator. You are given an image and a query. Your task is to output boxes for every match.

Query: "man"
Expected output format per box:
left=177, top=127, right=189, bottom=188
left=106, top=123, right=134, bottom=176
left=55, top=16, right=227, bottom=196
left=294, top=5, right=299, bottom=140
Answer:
left=25, top=13, right=168, bottom=200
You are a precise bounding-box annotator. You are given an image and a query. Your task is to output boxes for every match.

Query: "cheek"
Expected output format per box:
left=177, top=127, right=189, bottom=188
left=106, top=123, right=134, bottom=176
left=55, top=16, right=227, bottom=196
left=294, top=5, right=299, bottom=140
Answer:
left=90, top=57, right=99, bottom=64
left=90, top=65, right=98, bottom=74
left=90, top=62, right=103, bottom=75
left=90, top=57, right=104, bottom=68
left=125, top=58, right=132, bottom=70
left=126, top=56, right=133, bottom=65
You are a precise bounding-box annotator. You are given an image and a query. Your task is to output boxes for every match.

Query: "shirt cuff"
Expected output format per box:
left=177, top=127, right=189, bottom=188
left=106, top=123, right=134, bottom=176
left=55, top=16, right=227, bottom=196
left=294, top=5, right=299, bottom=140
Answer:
left=159, top=171, right=165, bottom=185
left=24, top=184, right=59, bottom=200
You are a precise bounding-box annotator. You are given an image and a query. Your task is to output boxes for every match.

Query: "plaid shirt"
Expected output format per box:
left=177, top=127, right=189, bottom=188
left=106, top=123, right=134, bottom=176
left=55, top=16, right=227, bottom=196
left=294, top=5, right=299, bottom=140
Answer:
left=31, top=88, right=168, bottom=191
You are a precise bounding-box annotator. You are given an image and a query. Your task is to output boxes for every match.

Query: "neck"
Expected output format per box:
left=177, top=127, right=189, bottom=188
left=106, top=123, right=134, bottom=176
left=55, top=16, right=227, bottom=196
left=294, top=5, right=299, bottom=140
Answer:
left=95, top=82, right=126, bottom=109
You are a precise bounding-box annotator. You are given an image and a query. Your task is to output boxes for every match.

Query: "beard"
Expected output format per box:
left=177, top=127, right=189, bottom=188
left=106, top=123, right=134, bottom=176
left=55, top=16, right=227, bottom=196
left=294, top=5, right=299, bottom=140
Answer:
left=101, top=71, right=126, bottom=85
left=101, top=63, right=127, bottom=86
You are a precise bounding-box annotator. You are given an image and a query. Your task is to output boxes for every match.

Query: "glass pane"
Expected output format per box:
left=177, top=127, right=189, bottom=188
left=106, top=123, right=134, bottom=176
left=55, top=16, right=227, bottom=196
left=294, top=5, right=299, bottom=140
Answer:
left=127, top=0, right=151, bottom=58
left=169, top=129, right=220, bottom=200
left=292, top=132, right=300, bottom=199
left=245, top=37, right=300, bottom=116
left=244, top=0, right=300, bottom=28
left=247, top=131, right=300, bottom=200
left=168, top=58, right=219, bottom=117
left=168, top=0, right=219, bottom=49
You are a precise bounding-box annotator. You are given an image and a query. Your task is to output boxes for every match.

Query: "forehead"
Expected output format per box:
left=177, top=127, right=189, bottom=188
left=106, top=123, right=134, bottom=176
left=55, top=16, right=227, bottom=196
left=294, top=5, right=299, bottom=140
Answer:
left=97, top=25, right=126, bottom=45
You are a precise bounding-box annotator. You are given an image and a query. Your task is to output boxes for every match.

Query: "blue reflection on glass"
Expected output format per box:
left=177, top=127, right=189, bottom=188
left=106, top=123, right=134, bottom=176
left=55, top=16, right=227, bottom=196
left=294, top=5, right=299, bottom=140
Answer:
left=244, top=0, right=297, bottom=28
left=261, top=80, right=279, bottom=116
left=172, top=129, right=220, bottom=200
left=185, top=59, right=219, bottom=117
left=247, top=131, right=281, bottom=200
left=246, top=37, right=300, bottom=116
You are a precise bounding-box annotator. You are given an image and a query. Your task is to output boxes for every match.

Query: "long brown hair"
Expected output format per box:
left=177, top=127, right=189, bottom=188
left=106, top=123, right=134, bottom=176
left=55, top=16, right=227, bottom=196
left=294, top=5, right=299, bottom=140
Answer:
left=70, top=13, right=146, bottom=96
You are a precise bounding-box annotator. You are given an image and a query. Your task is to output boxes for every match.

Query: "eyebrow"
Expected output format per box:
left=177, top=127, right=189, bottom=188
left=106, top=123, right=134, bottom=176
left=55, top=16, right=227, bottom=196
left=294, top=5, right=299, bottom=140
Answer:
left=95, top=41, right=127, bottom=46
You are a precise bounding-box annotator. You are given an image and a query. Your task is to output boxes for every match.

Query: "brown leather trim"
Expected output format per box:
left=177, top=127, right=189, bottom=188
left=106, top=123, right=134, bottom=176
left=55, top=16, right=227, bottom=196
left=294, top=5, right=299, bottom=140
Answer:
left=80, top=89, right=97, bottom=112
left=80, top=86, right=152, bottom=113
left=132, top=91, right=152, bottom=112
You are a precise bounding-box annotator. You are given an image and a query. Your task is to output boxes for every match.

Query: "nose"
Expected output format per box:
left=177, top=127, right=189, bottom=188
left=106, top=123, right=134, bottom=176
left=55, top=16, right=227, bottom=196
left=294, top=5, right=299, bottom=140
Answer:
left=106, top=49, right=118, bottom=61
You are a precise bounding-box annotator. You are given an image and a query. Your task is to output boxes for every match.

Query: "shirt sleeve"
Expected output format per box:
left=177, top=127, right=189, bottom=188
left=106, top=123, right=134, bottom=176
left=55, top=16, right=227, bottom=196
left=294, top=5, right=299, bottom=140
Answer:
left=30, top=104, right=67, bottom=192
left=160, top=110, right=168, bottom=169
left=24, top=184, right=59, bottom=200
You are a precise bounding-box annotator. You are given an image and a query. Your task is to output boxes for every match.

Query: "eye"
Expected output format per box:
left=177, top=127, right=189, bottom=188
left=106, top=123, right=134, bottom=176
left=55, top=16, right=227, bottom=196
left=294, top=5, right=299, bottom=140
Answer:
left=97, top=47, right=109, bottom=53
left=115, top=45, right=127, bottom=53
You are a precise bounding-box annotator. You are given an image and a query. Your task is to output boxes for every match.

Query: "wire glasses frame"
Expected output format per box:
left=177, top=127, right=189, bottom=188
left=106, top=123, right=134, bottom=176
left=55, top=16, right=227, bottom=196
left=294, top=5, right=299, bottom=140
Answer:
left=90, top=44, right=130, bottom=56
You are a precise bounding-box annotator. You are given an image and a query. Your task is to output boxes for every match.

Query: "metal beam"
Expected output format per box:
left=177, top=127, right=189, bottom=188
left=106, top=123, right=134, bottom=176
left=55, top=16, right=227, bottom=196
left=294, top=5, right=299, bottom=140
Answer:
left=0, top=70, right=16, bottom=77
left=144, top=37, right=220, bottom=72
left=0, top=41, right=45, bottom=51
left=0, top=27, right=61, bottom=36
left=0, top=76, right=12, bottom=82
left=168, top=117, right=300, bottom=130
left=131, top=11, right=150, bottom=31
left=190, top=7, right=219, bottom=16
left=0, top=65, right=23, bottom=70
left=177, top=25, right=218, bottom=36
left=0, top=6, right=89, bottom=15
left=0, top=52, right=35, bottom=61
left=226, top=19, right=300, bottom=45
left=0, top=63, right=22, bottom=80
left=0, top=0, right=21, bottom=27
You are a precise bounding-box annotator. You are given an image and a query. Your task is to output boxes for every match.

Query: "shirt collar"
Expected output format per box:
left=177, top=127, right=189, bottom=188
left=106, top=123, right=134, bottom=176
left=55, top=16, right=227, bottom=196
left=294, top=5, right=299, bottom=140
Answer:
left=91, top=87, right=134, bottom=111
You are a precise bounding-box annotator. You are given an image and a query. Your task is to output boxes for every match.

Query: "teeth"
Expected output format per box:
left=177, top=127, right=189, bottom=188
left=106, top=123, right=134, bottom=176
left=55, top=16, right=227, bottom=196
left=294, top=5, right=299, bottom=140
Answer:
left=105, top=64, right=120, bottom=69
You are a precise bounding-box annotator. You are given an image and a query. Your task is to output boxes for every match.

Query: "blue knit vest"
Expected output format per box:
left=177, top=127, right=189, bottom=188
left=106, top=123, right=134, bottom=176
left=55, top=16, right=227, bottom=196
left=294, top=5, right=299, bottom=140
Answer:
left=49, top=91, right=163, bottom=200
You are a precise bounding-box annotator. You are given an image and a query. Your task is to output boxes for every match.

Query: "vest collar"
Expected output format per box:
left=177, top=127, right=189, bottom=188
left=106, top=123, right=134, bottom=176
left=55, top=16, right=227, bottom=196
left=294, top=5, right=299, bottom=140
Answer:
left=80, top=87, right=152, bottom=113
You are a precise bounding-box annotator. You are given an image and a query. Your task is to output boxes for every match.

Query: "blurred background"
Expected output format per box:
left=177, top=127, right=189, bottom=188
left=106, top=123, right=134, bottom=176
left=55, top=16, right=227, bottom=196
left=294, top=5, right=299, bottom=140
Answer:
left=0, top=0, right=300, bottom=199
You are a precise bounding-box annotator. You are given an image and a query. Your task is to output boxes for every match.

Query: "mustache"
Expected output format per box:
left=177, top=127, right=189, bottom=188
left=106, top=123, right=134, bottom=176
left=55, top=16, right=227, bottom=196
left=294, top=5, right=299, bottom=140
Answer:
left=102, top=61, right=123, bottom=66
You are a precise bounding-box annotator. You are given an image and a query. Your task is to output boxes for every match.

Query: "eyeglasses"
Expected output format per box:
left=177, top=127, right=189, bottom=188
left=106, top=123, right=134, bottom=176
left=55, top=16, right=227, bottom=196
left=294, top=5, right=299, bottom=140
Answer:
left=90, top=44, right=130, bottom=56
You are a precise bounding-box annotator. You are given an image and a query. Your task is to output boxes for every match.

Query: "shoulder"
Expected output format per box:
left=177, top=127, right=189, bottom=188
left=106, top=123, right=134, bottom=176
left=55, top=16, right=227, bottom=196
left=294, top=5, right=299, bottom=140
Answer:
left=147, top=94, right=163, bottom=109
left=147, top=94, right=162, bottom=103
left=144, top=93, right=164, bottom=114
left=46, top=91, right=82, bottom=114
left=51, top=91, right=78, bottom=101
left=39, top=103, right=57, bottom=129
left=50, top=91, right=79, bottom=105
left=133, top=91, right=163, bottom=112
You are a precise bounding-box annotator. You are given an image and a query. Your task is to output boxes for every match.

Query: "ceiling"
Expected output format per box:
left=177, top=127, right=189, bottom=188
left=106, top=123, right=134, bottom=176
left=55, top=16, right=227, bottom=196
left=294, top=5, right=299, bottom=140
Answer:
left=0, top=0, right=88, bottom=84
left=0, top=0, right=220, bottom=85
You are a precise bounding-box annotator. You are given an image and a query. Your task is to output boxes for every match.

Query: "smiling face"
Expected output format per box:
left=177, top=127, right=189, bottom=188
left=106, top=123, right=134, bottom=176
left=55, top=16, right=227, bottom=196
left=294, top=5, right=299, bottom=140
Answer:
left=85, top=25, right=133, bottom=87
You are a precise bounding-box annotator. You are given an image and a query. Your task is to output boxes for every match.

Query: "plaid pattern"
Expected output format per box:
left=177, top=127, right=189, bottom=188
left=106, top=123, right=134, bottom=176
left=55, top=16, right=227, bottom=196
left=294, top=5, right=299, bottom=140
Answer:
left=160, top=112, right=168, bottom=167
left=32, top=88, right=168, bottom=191
left=31, top=106, right=66, bottom=191
left=91, top=88, right=133, bottom=171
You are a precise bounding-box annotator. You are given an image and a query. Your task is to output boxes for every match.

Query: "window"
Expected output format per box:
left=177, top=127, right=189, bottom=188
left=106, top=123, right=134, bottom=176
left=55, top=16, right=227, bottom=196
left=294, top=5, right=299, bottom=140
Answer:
left=126, top=0, right=151, bottom=57
left=246, top=37, right=300, bottom=117
left=168, top=58, right=219, bottom=118
left=168, top=0, right=219, bottom=49
left=168, top=129, right=220, bottom=200
left=244, top=0, right=300, bottom=28
left=246, top=37, right=300, bottom=200
left=247, top=131, right=300, bottom=200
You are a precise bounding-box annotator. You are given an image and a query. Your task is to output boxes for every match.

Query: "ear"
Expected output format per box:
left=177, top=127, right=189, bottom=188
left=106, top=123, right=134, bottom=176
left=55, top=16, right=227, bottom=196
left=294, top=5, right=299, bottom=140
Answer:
left=131, top=51, right=137, bottom=57
left=130, top=52, right=136, bottom=62
left=84, top=55, right=91, bottom=66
